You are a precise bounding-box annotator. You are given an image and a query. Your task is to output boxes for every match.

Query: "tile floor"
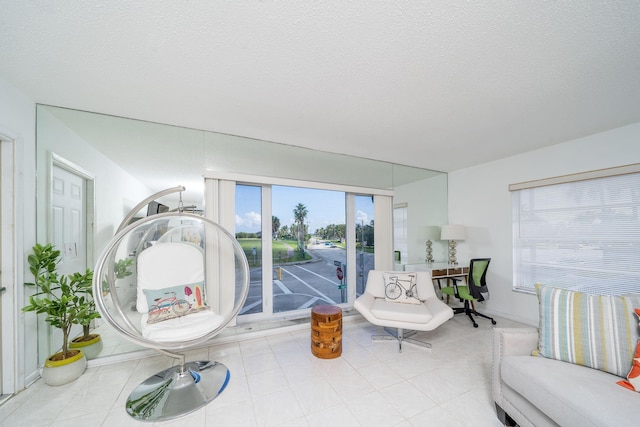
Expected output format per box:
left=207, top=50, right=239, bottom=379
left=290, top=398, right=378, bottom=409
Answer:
left=0, top=313, right=527, bottom=426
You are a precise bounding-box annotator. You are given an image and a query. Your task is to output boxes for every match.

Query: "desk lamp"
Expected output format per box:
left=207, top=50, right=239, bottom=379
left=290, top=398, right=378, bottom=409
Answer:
left=441, top=225, right=465, bottom=265
left=424, top=226, right=440, bottom=263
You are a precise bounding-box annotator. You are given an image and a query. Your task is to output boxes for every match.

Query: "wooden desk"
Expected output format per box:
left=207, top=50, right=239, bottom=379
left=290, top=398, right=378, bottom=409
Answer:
left=404, top=262, right=468, bottom=276
left=429, top=265, right=468, bottom=278
left=404, top=263, right=469, bottom=299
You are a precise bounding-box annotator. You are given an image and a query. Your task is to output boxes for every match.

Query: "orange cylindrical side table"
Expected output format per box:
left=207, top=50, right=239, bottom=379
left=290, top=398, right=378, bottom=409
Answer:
left=310, top=305, right=342, bottom=359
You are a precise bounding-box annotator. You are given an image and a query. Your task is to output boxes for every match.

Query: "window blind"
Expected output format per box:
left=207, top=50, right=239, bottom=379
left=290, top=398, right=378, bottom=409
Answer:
left=512, top=170, right=640, bottom=295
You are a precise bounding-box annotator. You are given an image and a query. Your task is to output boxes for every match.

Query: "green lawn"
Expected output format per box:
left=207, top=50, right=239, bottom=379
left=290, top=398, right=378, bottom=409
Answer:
left=237, top=238, right=311, bottom=266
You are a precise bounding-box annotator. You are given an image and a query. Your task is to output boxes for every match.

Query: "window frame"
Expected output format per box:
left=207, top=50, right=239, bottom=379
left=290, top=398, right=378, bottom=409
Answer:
left=510, top=163, right=640, bottom=295
left=204, top=171, right=394, bottom=321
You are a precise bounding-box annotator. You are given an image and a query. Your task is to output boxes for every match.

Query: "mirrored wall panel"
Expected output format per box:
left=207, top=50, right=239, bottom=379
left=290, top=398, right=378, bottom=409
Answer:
left=36, top=104, right=448, bottom=361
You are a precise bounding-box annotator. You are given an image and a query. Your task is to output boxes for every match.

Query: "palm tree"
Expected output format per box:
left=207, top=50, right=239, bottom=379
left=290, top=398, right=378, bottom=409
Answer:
left=279, top=225, right=289, bottom=240
left=293, top=203, right=308, bottom=253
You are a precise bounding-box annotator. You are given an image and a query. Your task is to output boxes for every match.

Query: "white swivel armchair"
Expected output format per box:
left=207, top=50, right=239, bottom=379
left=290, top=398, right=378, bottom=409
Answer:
left=354, top=270, right=453, bottom=352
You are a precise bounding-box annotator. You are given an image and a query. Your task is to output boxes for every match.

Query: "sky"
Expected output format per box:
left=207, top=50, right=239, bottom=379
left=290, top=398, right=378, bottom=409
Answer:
left=235, top=184, right=374, bottom=234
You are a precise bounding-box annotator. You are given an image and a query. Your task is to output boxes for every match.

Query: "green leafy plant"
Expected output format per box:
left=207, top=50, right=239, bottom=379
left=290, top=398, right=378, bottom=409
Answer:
left=101, top=257, right=134, bottom=296
left=74, top=286, right=101, bottom=343
left=113, top=257, right=134, bottom=280
left=23, top=243, right=94, bottom=360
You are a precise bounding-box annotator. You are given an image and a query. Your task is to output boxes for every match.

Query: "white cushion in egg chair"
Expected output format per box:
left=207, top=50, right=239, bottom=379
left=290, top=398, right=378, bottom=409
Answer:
left=136, top=242, right=225, bottom=342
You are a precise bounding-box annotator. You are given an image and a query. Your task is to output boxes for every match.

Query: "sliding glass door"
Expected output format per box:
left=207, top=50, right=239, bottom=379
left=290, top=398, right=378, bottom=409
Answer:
left=355, top=195, right=375, bottom=296
left=235, top=184, right=263, bottom=315
left=271, top=185, right=347, bottom=313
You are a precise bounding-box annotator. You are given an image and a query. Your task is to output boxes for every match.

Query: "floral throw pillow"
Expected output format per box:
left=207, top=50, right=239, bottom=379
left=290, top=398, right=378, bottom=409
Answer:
left=143, top=282, right=208, bottom=324
left=617, top=308, right=640, bottom=392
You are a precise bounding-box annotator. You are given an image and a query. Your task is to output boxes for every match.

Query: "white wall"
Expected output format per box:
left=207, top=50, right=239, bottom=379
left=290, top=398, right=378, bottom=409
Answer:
left=448, top=122, right=640, bottom=326
left=0, top=75, right=37, bottom=391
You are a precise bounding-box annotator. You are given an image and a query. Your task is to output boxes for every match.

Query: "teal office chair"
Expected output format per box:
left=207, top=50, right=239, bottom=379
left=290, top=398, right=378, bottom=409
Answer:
left=441, top=258, right=496, bottom=328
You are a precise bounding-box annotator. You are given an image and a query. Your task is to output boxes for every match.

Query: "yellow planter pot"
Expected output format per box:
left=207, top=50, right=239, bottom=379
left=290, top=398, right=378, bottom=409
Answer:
left=42, top=350, right=87, bottom=386
left=70, top=334, right=103, bottom=360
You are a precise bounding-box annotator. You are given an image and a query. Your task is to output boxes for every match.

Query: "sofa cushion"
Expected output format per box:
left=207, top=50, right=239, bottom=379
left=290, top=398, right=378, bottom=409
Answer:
left=141, top=308, right=224, bottom=342
left=502, top=355, right=640, bottom=427
left=536, top=284, right=640, bottom=377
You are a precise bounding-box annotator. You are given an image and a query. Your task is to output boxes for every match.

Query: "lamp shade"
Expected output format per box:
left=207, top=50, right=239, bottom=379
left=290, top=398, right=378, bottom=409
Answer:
left=424, top=226, right=440, bottom=240
left=441, top=224, right=465, bottom=241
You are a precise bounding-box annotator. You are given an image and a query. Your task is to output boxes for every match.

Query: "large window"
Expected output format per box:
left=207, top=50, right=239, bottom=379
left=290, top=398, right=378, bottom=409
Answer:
left=511, top=165, right=640, bottom=295
left=214, top=174, right=391, bottom=321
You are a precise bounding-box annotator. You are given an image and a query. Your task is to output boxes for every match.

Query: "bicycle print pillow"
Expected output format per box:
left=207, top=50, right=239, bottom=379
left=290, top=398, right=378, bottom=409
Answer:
left=383, top=272, right=421, bottom=304
left=143, top=281, right=208, bottom=324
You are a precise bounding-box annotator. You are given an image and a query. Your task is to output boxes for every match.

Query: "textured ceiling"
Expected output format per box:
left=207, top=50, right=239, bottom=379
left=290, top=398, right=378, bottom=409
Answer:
left=1, top=1, right=639, bottom=172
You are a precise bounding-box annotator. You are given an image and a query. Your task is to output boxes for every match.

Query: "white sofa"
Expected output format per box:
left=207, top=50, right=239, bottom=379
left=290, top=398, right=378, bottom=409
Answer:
left=492, top=328, right=640, bottom=427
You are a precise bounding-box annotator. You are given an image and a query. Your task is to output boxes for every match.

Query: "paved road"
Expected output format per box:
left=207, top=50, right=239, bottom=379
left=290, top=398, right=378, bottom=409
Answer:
left=240, top=245, right=374, bottom=315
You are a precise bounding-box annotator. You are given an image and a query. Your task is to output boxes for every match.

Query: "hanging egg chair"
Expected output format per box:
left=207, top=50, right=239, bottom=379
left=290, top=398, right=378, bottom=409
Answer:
left=93, top=186, right=249, bottom=421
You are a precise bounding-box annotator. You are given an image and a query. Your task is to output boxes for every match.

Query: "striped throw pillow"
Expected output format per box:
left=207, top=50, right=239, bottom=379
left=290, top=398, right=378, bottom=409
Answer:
left=536, top=284, right=640, bottom=377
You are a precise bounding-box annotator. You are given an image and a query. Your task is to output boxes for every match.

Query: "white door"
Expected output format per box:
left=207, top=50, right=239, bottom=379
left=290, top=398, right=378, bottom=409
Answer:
left=44, top=163, right=90, bottom=357
left=52, top=165, right=88, bottom=276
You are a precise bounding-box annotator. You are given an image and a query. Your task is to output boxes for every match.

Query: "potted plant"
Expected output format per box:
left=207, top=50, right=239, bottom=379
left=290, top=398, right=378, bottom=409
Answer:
left=23, top=243, right=93, bottom=385
left=70, top=256, right=134, bottom=359
left=68, top=281, right=103, bottom=360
